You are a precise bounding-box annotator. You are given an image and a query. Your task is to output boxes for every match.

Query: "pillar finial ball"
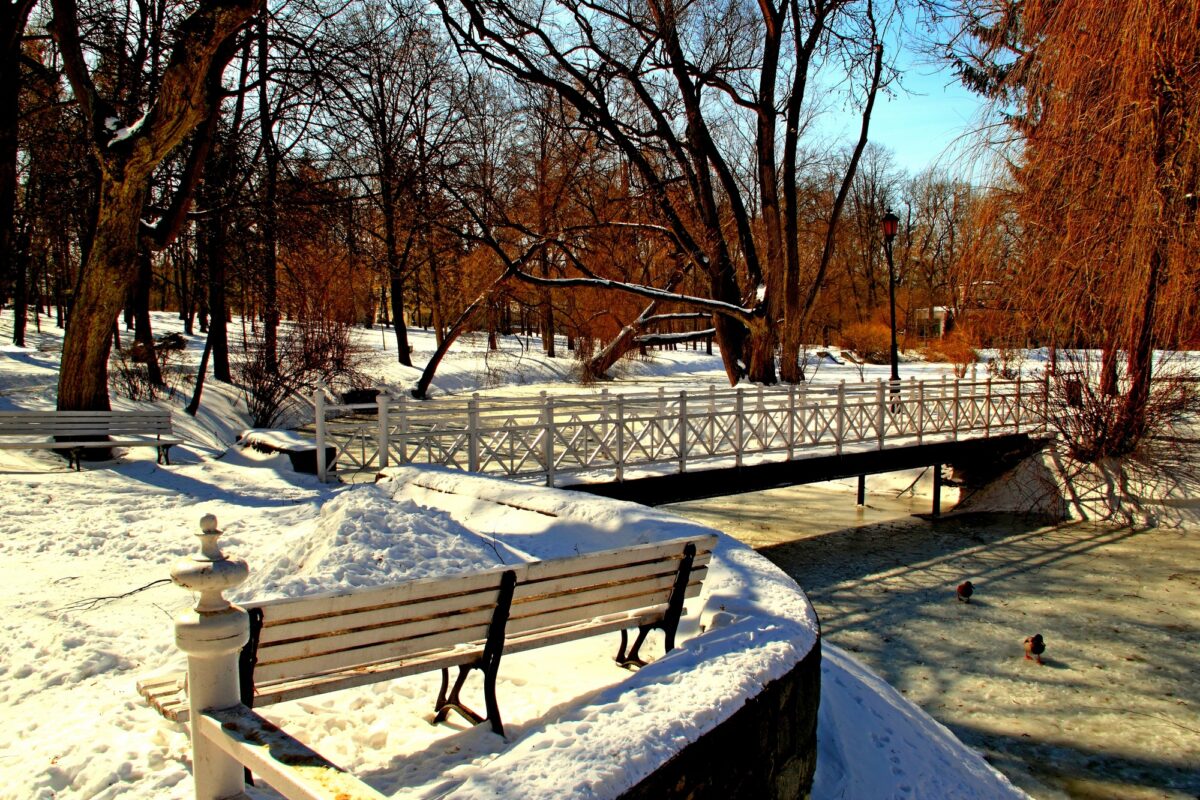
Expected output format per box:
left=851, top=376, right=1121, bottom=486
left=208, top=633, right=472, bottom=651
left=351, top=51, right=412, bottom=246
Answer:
left=200, top=514, right=218, bottom=533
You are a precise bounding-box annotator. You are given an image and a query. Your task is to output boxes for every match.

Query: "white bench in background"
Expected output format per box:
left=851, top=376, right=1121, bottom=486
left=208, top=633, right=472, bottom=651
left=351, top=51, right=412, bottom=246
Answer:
left=141, top=515, right=716, bottom=800
left=0, top=409, right=180, bottom=469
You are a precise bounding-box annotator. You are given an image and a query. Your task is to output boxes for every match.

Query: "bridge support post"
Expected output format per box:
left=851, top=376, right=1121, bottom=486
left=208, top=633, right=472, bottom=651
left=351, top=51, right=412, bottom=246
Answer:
left=857, top=474, right=866, bottom=507
left=932, top=464, right=942, bottom=518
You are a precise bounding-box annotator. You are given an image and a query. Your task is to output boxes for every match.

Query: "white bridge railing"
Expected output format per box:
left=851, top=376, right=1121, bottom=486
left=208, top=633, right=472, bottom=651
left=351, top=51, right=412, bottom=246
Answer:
left=312, top=377, right=1046, bottom=484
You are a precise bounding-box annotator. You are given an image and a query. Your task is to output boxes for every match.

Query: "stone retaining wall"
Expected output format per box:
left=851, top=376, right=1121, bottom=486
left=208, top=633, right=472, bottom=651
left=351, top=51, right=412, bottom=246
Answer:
left=620, top=636, right=822, bottom=800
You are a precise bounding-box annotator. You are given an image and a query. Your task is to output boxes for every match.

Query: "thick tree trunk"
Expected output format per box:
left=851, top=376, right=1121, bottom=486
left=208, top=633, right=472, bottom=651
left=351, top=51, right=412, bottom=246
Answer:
left=58, top=180, right=147, bottom=411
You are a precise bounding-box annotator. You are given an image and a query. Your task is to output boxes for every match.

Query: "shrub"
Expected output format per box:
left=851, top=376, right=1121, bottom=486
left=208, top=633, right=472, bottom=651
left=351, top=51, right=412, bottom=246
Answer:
left=839, top=321, right=893, bottom=365
left=235, top=319, right=366, bottom=428
left=924, top=331, right=978, bottom=378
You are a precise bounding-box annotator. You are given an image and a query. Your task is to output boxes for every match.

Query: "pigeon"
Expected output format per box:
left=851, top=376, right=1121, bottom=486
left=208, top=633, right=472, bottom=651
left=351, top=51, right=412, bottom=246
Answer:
left=1024, top=634, right=1046, bottom=664
left=956, top=580, right=974, bottom=603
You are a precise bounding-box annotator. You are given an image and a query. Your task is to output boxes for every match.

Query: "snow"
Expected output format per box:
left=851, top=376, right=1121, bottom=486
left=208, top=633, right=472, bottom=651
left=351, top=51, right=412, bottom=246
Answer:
left=0, top=309, right=1027, bottom=799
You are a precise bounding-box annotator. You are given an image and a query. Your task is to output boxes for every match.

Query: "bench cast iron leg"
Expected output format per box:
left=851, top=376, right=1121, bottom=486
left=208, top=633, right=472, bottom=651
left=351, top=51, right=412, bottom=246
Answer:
left=434, top=666, right=484, bottom=726
left=432, top=570, right=516, bottom=737
left=614, top=542, right=697, bottom=669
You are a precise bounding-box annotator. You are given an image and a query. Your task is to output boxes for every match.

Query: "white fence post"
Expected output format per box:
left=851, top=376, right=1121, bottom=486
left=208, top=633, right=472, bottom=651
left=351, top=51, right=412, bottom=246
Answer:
left=377, top=391, right=389, bottom=470
left=172, top=515, right=249, bottom=800
left=985, top=378, right=993, bottom=436
left=615, top=395, right=625, bottom=481
left=314, top=388, right=327, bottom=483
left=876, top=379, right=885, bottom=449
left=787, top=384, right=796, bottom=460
left=916, top=379, right=925, bottom=445
left=735, top=388, right=744, bottom=467
left=836, top=380, right=845, bottom=455
left=678, top=390, right=688, bottom=473
left=953, top=379, right=961, bottom=441
left=468, top=394, right=480, bottom=472
left=398, top=393, right=409, bottom=464
left=1015, top=375, right=1023, bottom=432
left=543, top=397, right=556, bottom=487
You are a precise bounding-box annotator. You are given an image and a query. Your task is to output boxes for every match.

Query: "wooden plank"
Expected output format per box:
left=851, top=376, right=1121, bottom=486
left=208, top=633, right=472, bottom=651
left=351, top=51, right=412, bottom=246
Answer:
left=506, top=579, right=702, bottom=638
left=253, top=646, right=482, bottom=707
left=0, top=439, right=179, bottom=450
left=198, top=706, right=387, bottom=800
left=136, top=673, right=188, bottom=722
left=251, top=564, right=523, bottom=624
left=260, top=564, right=705, bottom=668
left=258, top=605, right=497, bottom=663
left=519, top=535, right=716, bottom=584
left=515, top=552, right=711, bottom=601
left=253, top=622, right=495, bottom=683
left=259, top=553, right=708, bottom=648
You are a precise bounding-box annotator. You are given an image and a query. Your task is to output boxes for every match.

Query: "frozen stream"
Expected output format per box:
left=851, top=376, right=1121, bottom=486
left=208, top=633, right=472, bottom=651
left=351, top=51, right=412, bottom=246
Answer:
left=668, top=482, right=1200, bottom=800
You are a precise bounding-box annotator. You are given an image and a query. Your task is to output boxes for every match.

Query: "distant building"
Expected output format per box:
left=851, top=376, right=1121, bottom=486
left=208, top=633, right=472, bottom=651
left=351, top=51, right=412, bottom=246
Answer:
left=913, top=306, right=951, bottom=339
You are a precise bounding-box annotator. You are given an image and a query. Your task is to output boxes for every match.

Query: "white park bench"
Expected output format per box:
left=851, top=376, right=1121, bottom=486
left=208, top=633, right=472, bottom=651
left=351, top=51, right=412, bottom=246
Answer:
left=140, top=515, right=717, bottom=800
left=0, top=409, right=181, bottom=469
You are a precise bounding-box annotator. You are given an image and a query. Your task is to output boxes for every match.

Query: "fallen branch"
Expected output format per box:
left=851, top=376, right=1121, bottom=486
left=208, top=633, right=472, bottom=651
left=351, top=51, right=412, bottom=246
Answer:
left=59, top=579, right=172, bottom=612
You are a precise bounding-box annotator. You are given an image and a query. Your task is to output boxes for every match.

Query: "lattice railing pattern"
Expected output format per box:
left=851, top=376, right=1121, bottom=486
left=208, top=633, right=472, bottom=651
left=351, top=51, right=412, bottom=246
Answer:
left=310, top=377, right=1046, bottom=483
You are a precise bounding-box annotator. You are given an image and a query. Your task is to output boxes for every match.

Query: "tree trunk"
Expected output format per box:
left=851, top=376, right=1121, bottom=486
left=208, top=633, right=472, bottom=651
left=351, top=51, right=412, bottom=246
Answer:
left=185, top=330, right=213, bottom=416
left=1115, top=240, right=1163, bottom=452
left=133, top=246, right=164, bottom=386
left=58, top=180, right=147, bottom=411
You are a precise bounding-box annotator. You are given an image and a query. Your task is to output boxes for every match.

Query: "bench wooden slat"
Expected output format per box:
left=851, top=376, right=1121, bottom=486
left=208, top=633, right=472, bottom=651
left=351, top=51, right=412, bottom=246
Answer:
left=506, top=579, right=702, bottom=639
left=514, top=552, right=711, bottom=602
left=198, top=707, right=388, bottom=800
left=253, top=622, right=497, bottom=683
left=256, top=567, right=704, bottom=668
left=252, top=564, right=521, bottom=624
left=257, top=605, right=497, bottom=665
left=255, top=552, right=710, bottom=647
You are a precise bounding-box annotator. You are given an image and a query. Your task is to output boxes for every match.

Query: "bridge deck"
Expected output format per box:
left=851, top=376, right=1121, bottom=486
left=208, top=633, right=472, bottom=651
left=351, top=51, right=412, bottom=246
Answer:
left=563, top=433, right=1046, bottom=506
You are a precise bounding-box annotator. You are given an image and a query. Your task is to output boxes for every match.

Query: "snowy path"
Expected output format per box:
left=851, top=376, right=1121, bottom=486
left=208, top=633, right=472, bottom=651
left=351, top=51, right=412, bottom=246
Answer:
left=672, top=484, right=1200, bottom=799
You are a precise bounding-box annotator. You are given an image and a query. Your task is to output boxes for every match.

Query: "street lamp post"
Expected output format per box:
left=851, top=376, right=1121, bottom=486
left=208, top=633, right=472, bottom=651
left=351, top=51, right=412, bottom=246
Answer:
left=881, top=210, right=901, bottom=391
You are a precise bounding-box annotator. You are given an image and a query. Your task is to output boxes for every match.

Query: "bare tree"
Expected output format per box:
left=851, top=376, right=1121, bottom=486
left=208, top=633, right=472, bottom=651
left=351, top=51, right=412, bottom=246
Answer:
left=49, top=0, right=257, bottom=411
left=435, top=0, right=891, bottom=386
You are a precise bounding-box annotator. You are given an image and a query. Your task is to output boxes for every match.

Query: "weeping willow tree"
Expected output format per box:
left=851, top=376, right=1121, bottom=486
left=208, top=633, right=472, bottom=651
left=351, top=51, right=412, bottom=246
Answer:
left=947, top=0, right=1200, bottom=457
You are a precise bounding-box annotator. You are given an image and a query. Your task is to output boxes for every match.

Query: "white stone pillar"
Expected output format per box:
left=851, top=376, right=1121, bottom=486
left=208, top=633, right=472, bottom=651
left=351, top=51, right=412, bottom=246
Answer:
left=172, top=514, right=250, bottom=800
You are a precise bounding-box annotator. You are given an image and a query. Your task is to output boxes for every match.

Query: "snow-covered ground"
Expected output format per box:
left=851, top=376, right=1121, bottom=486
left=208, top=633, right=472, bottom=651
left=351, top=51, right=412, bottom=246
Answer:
left=1, top=308, right=1034, bottom=799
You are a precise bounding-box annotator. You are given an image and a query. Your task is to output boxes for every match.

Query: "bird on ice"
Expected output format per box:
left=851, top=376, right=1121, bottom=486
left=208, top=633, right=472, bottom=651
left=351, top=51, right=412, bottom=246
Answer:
left=956, top=580, right=974, bottom=603
left=1024, top=634, right=1046, bottom=664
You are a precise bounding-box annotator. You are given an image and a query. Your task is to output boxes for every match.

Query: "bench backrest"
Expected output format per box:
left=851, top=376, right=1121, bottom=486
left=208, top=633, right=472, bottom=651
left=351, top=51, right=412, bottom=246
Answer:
left=245, top=534, right=717, bottom=692
left=0, top=410, right=174, bottom=438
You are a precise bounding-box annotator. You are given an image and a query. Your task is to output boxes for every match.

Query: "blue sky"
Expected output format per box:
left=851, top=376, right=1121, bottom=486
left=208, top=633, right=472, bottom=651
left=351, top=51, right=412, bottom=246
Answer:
left=867, top=64, right=987, bottom=175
